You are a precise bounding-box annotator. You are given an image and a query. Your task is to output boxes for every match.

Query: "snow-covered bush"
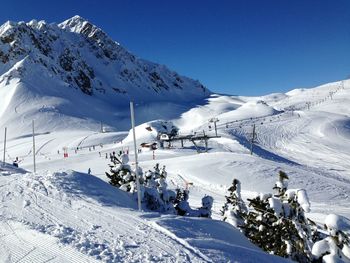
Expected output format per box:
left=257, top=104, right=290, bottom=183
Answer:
left=198, top=195, right=214, bottom=218
left=174, top=188, right=191, bottom=216
left=106, top=158, right=213, bottom=217
left=312, top=214, right=350, bottom=262
left=174, top=189, right=214, bottom=218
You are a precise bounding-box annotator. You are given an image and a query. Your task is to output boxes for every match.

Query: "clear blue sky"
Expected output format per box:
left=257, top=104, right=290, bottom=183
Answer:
left=1, top=0, right=350, bottom=95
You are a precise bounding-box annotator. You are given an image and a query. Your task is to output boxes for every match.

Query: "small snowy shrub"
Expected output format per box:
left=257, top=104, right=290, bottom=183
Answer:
left=197, top=195, right=214, bottom=218
left=312, top=214, right=350, bottom=262
left=174, top=189, right=214, bottom=218
left=174, top=188, right=192, bottom=216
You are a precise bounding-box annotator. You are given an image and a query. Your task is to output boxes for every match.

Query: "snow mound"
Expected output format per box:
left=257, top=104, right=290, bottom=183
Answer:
left=174, top=95, right=281, bottom=133
left=123, top=120, right=178, bottom=146
left=218, top=100, right=281, bottom=123
left=43, top=170, right=137, bottom=208
left=174, top=95, right=243, bottom=132
left=325, top=214, right=350, bottom=235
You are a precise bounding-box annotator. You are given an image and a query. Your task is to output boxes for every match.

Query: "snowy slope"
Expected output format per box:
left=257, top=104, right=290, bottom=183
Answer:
left=0, top=165, right=286, bottom=263
left=1, top=76, right=350, bottom=261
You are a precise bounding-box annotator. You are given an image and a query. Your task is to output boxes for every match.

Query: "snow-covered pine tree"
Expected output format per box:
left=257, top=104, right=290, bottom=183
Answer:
left=273, top=170, right=289, bottom=197
left=242, top=193, right=282, bottom=255
left=105, top=153, right=136, bottom=192
left=140, top=163, right=176, bottom=213
left=155, top=165, right=176, bottom=212
left=221, top=179, right=247, bottom=227
left=235, top=171, right=314, bottom=262
left=281, top=188, right=317, bottom=261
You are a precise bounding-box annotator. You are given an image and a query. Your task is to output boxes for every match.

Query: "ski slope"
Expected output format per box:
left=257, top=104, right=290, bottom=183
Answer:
left=0, top=79, right=350, bottom=262
left=0, top=166, right=286, bottom=262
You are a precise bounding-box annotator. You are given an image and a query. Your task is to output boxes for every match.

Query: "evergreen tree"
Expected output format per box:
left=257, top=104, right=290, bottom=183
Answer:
left=221, top=179, right=247, bottom=227
left=225, top=171, right=316, bottom=262
left=105, top=154, right=136, bottom=192
left=273, top=170, right=289, bottom=197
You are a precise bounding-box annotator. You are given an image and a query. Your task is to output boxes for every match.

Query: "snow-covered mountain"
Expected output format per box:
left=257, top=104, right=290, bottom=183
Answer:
left=1, top=73, right=350, bottom=261
left=1, top=15, right=350, bottom=263
left=0, top=16, right=209, bottom=137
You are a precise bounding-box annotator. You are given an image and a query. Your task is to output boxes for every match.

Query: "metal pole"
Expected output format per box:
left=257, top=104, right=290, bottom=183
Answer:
left=214, top=121, right=217, bottom=137
left=250, top=124, right=256, bottom=155
left=32, top=120, right=36, bottom=173
left=2, top=127, right=7, bottom=166
left=130, top=102, right=142, bottom=211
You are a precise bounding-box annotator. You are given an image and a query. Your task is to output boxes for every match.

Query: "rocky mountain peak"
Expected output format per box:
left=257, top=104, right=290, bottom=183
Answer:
left=0, top=16, right=210, bottom=103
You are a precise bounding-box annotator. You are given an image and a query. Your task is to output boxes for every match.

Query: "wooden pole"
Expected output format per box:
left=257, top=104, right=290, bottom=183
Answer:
left=32, top=120, right=36, bottom=173
left=2, top=127, right=6, bottom=166
left=130, top=102, right=142, bottom=211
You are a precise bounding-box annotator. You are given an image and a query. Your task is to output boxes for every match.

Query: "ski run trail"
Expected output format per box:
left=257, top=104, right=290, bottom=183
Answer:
left=1, top=79, right=350, bottom=262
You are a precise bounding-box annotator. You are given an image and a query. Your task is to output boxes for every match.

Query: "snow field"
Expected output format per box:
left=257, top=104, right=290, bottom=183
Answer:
left=0, top=79, right=350, bottom=261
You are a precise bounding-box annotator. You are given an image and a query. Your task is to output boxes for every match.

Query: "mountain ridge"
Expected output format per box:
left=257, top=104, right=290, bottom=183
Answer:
left=0, top=15, right=209, bottom=100
left=0, top=16, right=210, bottom=136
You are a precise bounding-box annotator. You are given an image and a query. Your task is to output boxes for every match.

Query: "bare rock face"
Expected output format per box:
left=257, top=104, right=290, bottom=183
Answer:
left=0, top=16, right=210, bottom=102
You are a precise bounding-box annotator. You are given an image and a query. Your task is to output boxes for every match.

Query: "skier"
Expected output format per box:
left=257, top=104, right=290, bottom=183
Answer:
left=88, top=168, right=91, bottom=175
left=13, top=157, right=19, bottom=167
